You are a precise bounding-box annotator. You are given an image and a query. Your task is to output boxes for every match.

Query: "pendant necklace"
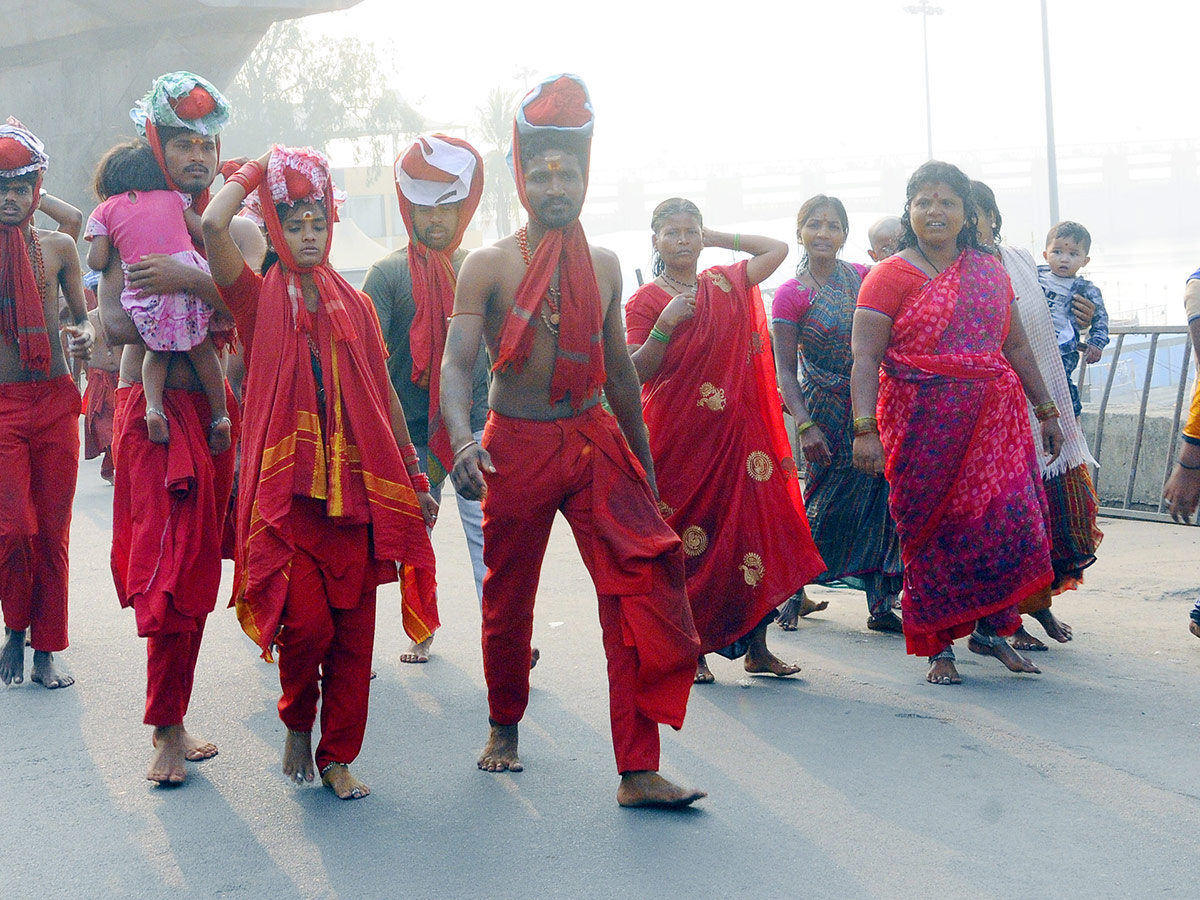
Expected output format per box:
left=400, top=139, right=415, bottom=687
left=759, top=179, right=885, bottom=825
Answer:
left=517, top=224, right=560, bottom=335
left=661, top=271, right=698, bottom=293
left=916, top=245, right=942, bottom=275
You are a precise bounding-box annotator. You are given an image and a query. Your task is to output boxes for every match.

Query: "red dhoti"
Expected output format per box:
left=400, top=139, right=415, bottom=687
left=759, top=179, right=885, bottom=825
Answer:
left=111, top=383, right=238, bottom=726
left=480, top=406, right=700, bottom=774
left=275, top=497, right=389, bottom=770
left=0, top=375, right=80, bottom=652
left=84, top=367, right=118, bottom=480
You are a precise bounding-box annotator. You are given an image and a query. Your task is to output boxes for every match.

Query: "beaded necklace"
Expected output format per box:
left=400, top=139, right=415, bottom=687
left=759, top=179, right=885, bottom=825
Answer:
left=516, top=224, right=560, bottom=336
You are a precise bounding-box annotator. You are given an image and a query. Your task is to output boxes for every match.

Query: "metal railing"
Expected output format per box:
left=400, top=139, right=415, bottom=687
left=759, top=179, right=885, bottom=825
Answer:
left=1084, top=324, right=1194, bottom=523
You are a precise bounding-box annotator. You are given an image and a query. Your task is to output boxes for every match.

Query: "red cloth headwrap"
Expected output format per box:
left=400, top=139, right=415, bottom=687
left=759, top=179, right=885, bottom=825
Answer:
left=492, top=75, right=605, bottom=408
left=0, top=129, right=50, bottom=375
left=395, top=135, right=484, bottom=473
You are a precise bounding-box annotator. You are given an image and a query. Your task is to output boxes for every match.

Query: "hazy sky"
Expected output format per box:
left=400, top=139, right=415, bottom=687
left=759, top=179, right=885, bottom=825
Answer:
left=310, top=0, right=1200, bottom=173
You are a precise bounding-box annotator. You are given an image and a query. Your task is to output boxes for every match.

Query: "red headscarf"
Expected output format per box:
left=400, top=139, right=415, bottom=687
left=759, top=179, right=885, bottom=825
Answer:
left=0, top=119, right=51, bottom=375
left=395, top=134, right=483, bottom=472
left=493, top=74, right=606, bottom=407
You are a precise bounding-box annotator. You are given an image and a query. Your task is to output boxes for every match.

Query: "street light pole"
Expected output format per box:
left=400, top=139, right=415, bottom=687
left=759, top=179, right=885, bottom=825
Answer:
left=1040, top=0, right=1060, bottom=224
left=905, top=1, right=943, bottom=160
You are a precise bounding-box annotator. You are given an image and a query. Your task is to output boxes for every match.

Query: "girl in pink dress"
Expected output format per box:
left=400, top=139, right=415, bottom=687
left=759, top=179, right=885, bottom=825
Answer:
left=86, top=141, right=230, bottom=453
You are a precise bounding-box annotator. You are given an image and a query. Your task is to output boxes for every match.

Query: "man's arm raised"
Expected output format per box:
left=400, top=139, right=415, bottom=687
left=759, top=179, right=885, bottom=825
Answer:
left=598, top=250, right=659, bottom=496
left=442, top=248, right=497, bottom=501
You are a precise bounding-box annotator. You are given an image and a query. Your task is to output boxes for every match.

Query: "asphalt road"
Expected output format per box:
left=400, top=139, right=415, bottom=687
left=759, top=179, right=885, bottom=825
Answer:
left=3, top=453, right=1200, bottom=900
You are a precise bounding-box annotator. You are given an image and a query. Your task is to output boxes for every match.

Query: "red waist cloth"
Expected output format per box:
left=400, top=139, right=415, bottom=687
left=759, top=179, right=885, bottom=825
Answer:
left=84, top=368, right=118, bottom=460
left=110, top=383, right=238, bottom=636
left=482, top=406, right=700, bottom=729
left=628, top=262, right=824, bottom=652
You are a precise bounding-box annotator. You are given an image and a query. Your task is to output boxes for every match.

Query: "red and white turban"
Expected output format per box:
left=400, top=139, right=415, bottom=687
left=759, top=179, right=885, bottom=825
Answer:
left=0, top=118, right=48, bottom=179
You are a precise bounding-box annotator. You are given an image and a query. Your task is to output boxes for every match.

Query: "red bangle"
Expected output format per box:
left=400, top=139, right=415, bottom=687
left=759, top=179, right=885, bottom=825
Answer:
left=410, top=472, right=431, bottom=493
left=227, top=160, right=264, bottom=194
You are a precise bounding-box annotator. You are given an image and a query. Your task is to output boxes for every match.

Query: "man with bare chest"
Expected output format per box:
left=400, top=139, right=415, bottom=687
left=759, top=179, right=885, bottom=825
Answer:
left=441, top=75, right=704, bottom=808
left=0, top=119, right=93, bottom=690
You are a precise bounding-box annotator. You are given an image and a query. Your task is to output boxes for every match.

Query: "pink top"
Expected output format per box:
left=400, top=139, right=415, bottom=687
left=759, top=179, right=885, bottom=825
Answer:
left=85, top=190, right=193, bottom=263
left=770, top=263, right=871, bottom=325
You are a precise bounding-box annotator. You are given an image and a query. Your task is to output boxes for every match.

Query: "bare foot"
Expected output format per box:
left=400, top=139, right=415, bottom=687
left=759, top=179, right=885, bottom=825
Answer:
left=152, top=726, right=218, bottom=761
left=208, top=416, right=232, bottom=455
left=744, top=651, right=801, bottom=677
left=321, top=763, right=370, bottom=800
left=926, top=658, right=961, bottom=685
left=1191, top=621, right=1200, bottom=640
left=478, top=723, right=522, bottom=772
left=1031, top=608, right=1072, bottom=642
left=399, top=635, right=433, bottom=664
left=145, top=408, right=169, bottom=444
left=776, top=594, right=801, bottom=630
left=530, top=647, right=540, bottom=669
left=694, top=655, right=714, bottom=684
left=968, top=635, right=1041, bottom=674
left=617, top=771, right=706, bottom=808
left=1, top=628, right=26, bottom=685
left=1010, top=625, right=1048, bottom=652
left=283, top=730, right=315, bottom=784
left=147, top=725, right=188, bottom=784
left=29, top=650, right=73, bottom=688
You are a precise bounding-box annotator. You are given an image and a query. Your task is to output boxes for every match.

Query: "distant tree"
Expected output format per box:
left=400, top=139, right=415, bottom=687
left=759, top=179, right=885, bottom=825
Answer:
left=476, top=86, right=520, bottom=238
left=224, top=20, right=422, bottom=163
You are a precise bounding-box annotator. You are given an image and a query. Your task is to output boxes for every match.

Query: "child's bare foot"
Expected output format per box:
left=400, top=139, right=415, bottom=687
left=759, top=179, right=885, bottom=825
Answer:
left=478, top=723, right=522, bottom=772
left=321, top=763, right=370, bottom=800
left=145, top=408, right=169, bottom=444
left=0, top=628, right=25, bottom=685
left=29, top=651, right=73, bottom=688
left=283, top=730, right=315, bottom=784
left=617, top=771, right=706, bottom=808
left=147, top=725, right=188, bottom=784
left=208, top=416, right=232, bottom=455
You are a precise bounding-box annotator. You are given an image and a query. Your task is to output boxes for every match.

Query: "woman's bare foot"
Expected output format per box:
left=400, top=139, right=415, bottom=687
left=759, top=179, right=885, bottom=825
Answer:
left=153, top=727, right=218, bottom=761
left=399, top=635, right=433, bottom=664
left=1031, top=608, right=1072, bottom=642
left=694, top=655, right=715, bottom=684
left=617, top=771, right=706, bottom=808
left=1010, top=625, right=1048, bottom=652
left=867, top=610, right=904, bottom=634
left=744, top=620, right=800, bottom=676
left=145, top=408, right=169, bottom=444
left=776, top=594, right=801, bottom=630
left=321, top=763, right=370, bottom=800
left=926, top=658, right=961, bottom=685
left=208, top=416, right=232, bottom=455
left=29, top=650, right=73, bottom=688
left=478, top=723, right=522, bottom=772
left=283, top=730, right=315, bottom=784
left=147, top=725, right=188, bottom=784
left=968, top=634, right=1041, bottom=674
left=1, top=628, right=26, bottom=685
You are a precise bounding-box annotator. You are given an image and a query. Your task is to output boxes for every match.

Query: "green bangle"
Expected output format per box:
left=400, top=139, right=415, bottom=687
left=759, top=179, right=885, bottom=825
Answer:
left=733, top=233, right=741, bottom=253
left=796, top=420, right=817, bottom=437
left=648, top=326, right=671, bottom=344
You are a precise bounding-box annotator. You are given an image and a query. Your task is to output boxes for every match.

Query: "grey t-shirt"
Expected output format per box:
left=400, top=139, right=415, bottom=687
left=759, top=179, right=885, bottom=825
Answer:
left=362, top=248, right=489, bottom=446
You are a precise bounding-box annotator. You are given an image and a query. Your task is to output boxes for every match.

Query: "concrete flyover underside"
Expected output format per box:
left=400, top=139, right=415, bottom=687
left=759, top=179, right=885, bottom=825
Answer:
left=0, top=0, right=362, bottom=210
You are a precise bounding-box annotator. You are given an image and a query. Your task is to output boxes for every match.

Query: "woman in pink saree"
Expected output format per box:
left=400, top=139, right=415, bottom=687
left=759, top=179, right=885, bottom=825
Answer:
left=850, top=162, right=1064, bottom=685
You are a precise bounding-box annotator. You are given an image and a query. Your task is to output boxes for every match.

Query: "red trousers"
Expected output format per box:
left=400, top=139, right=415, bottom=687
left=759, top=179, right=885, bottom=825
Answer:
left=480, top=407, right=699, bottom=774
left=275, top=498, right=378, bottom=771
left=111, top=384, right=238, bottom=726
left=0, top=376, right=80, bottom=652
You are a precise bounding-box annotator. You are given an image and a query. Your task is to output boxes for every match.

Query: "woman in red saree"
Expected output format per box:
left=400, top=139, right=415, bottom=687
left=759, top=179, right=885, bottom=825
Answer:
left=627, top=198, right=825, bottom=684
left=851, top=162, right=1064, bottom=686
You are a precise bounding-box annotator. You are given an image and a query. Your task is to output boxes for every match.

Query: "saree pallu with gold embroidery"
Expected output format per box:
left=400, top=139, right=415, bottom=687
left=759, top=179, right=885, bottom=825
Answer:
left=627, top=260, right=825, bottom=656
left=858, top=250, right=1052, bottom=657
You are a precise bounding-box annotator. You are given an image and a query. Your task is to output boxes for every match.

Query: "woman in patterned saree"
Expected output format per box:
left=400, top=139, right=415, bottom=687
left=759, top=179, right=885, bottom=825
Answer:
left=850, top=162, right=1064, bottom=685
left=626, top=198, right=825, bottom=684
left=772, top=195, right=903, bottom=634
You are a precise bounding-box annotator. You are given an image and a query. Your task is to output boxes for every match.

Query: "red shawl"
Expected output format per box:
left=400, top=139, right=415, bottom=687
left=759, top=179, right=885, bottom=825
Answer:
left=0, top=169, right=50, bottom=375
left=492, top=76, right=605, bottom=407
left=231, top=153, right=438, bottom=657
left=857, top=250, right=1052, bottom=655
left=396, top=135, right=484, bottom=471
left=628, top=261, right=825, bottom=652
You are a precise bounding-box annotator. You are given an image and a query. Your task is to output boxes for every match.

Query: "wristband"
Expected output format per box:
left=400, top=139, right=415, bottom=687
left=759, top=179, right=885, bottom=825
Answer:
left=227, top=160, right=265, bottom=194
left=453, top=439, right=479, bottom=459
left=796, top=420, right=817, bottom=437
left=852, top=415, right=878, bottom=437
left=733, top=233, right=741, bottom=253
left=410, top=471, right=431, bottom=493
left=648, top=326, right=672, bottom=345
left=1034, top=401, right=1060, bottom=422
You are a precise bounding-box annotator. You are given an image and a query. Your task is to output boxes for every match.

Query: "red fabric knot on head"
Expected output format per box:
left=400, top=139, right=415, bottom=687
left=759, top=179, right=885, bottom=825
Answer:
left=168, top=86, right=217, bottom=121
left=283, top=168, right=316, bottom=203
left=523, top=76, right=592, bottom=128
left=0, top=137, right=34, bottom=172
